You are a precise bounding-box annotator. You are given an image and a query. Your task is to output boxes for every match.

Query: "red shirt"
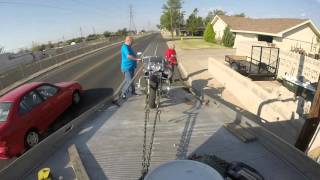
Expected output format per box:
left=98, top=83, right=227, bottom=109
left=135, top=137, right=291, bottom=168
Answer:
left=165, top=48, right=177, bottom=64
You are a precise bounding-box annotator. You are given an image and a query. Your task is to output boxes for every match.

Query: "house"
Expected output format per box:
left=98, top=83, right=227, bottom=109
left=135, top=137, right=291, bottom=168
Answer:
left=211, top=15, right=320, bottom=54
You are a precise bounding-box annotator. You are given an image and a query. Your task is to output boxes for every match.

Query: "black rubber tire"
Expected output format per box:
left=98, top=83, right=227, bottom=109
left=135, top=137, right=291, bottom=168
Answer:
left=25, top=130, right=40, bottom=149
left=231, top=62, right=239, bottom=71
left=148, top=76, right=158, bottom=109
left=72, top=91, right=81, bottom=105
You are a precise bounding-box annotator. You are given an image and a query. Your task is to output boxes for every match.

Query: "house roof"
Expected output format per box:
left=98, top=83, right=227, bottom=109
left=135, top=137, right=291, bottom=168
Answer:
left=212, top=15, right=320, bottom=37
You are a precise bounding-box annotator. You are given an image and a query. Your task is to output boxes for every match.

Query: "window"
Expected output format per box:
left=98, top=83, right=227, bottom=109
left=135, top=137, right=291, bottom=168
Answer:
left=19, top=91, right=43, bottom=113
left=0, top=102, right=12, bottom=122
left=36, top=85, right=59, bottom=100
left=258, top=35, right=273, bottom=43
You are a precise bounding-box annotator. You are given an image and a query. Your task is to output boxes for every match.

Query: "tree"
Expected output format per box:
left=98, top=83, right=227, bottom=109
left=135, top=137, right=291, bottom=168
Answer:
left=204, top=11, right=214, bottom=25
left=160, top=0, right=182, bottom=39
left=103, top=31, right=111, bottom=38
left=32, top=44, right=46, bottom=52
left=0, top=46, right=4, bottom=54
left=86, top=34, right=100, bottom=41
left=222, top=26, right=235, bottom=47
left=233, top=13, right=246, bottom=17
left=186, top=8, right=203, bottom=36
left=203, top=23, right=216, bottom=43
left=213, top=9, right=227, bottom=16
left=47, top=41, right=54, bottom=49
left=116, top=28, right=128, bottom=36
left=67, top=37, right=84, bottom=44
left=204, top=9, right=227, bottom=25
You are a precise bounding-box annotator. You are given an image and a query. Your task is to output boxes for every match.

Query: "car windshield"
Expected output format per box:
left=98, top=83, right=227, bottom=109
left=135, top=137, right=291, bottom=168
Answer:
left=0, top=102, right=12, bottom=122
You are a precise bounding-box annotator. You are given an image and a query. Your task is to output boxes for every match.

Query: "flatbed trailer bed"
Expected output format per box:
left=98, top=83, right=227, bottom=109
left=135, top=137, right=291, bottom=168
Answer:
left=1, top=84, right=318, bottom=180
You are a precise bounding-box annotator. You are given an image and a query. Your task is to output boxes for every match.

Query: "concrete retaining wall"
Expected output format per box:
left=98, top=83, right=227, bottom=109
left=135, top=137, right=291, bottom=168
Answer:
left=208, top=57, right=297, bottom=122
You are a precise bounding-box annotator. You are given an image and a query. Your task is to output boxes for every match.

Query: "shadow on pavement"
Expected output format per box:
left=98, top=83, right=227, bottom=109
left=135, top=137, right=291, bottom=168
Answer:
left=189, top=78, right=303, bottom=145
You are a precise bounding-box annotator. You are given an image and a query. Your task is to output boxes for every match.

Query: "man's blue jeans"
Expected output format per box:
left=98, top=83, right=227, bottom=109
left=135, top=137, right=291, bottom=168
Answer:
left=122, top=69, right=135, bottom=97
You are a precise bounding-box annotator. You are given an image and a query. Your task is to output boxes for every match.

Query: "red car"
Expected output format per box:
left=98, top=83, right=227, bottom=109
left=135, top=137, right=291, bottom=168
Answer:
left=0, top=82, right=82, bottom=159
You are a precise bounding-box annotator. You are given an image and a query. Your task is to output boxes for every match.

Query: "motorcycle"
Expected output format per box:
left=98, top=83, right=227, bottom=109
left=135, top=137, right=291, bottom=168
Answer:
left=138, top=56, right=173, bottom=108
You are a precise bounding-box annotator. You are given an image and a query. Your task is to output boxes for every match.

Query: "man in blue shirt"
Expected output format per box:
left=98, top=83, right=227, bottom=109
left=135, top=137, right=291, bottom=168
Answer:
left=121, top=36, right=141, bottom=98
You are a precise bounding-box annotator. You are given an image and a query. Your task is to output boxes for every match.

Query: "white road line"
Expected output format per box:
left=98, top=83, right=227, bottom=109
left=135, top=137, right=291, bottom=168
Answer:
left=71, top=51, right=121, bottom=81
left=36, top=35, right=154, bottom=81
left=73, top=39, right=154, bottom=81
left=154, top=41, right=159, bottom=56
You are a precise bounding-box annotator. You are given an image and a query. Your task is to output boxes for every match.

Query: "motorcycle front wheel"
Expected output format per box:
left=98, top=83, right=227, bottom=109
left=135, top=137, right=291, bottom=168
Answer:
left=148, top=76, right=158, bottom=109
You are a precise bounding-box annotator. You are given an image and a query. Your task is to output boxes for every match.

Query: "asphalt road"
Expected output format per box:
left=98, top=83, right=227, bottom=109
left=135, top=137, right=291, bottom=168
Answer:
left=0, top=33, right=170, bottom=170
left=33, top=34, right=168, bottom=126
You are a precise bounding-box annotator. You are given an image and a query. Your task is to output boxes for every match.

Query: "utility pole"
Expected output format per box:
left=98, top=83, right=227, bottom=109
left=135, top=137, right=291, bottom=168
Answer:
left=295, top=76, right=320, bottom=152
left=129, top=4, right=136, bottom=34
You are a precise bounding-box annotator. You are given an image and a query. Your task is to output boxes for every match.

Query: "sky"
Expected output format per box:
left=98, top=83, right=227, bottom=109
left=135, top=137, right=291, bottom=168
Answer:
left=0, top=0, right=319, bottom=51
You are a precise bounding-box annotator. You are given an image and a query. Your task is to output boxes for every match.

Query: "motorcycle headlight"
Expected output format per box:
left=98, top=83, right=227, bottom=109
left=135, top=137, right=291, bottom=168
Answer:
left=152, top=63, right=162, bottom=71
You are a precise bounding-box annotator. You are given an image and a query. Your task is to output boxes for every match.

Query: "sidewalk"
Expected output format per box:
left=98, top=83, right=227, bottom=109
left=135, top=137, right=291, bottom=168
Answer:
left=166, top=41, right=242, bottom=107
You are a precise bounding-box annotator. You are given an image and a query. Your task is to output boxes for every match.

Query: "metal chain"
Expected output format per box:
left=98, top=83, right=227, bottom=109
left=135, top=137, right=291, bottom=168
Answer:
left=141, top=88, right=161, bottom=179
left=141, top=108, right=149, bottom=177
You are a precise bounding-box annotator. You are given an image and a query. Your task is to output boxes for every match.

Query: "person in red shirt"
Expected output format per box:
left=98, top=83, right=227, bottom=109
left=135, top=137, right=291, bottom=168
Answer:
left=165, top=44, right=177, bottom=82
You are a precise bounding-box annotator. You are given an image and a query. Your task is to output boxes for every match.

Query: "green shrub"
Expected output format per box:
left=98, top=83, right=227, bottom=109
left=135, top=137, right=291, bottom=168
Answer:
left=222, top=26, right=235, bottom=47
left=103, top=31, right=112, bottom=38
left=203, top=23, right=216, bottom=43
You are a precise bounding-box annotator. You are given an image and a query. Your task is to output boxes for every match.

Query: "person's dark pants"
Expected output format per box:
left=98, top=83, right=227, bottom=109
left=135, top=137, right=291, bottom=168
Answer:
left=122, top=69, right=135, bottom=97
left=170, top=64, right=177, bottom=82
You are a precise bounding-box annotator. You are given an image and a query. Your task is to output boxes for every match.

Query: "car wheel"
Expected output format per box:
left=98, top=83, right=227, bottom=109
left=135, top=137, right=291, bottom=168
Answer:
left=25, top=130, right=40, bottom=149
left=72, top=91, right=81, bottom=105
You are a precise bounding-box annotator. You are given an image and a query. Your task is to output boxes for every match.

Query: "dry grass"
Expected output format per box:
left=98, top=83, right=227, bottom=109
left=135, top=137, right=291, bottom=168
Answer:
left=175, top=38, right=225, bottom=49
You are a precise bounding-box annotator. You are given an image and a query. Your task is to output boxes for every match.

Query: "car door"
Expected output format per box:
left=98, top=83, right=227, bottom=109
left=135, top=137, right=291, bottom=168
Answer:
left=35, top=85, right=60, bottom=125
left=52, top=86, right=72, bottom=115
left=16, top=90, right=45, bottom=134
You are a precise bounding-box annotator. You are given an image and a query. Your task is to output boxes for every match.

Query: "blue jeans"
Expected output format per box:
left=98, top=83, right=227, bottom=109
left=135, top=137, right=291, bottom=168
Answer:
left=122, top=69, right=135, bottom=96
